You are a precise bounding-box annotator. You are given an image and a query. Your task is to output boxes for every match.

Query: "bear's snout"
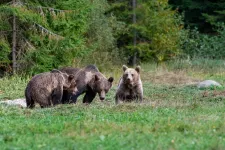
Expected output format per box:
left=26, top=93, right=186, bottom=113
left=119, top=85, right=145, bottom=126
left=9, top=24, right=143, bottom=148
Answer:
left=99, top=91, right=105, bottom=101
left=124, top=73, right=133, bottom=83
left=126, top=78, right=131, bottom=82
left=125, top=77, right=133, bottom=84
left=100, top=96, right=105, bottom=100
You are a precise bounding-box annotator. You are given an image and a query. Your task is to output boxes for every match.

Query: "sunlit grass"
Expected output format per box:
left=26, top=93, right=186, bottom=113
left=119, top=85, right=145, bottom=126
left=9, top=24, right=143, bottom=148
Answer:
left=0, top=75, right=29, bottom=100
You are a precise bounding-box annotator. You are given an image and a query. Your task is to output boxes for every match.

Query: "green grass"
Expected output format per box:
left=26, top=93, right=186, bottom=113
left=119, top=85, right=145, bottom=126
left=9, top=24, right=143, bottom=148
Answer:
left=1, top=59, right=225, bottom=149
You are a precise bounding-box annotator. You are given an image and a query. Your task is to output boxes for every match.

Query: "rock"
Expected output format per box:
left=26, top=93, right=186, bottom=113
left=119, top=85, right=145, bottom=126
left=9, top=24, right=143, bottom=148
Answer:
left=0, top=98, right=26, bottom=108
left=197, top=80, right=222, bottom=89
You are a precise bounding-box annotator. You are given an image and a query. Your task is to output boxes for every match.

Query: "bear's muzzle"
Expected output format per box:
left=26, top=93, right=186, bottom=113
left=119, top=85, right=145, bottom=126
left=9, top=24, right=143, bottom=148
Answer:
left=99, top=91, right=105, bottom=101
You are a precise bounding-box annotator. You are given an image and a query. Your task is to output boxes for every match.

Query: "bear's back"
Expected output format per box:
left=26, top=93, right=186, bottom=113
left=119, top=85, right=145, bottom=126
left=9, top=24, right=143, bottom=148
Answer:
left=84, top=65, right=99, bottom=73
left=28, top=72, right=62, bottom=93
left=59, top=67, right=80, bottom=75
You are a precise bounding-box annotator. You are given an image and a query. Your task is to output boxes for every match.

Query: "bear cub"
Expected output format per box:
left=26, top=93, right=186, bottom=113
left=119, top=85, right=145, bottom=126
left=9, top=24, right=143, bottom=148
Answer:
left=60, top=65, right=114, bottom=104
left=25, top=70, right=77, bottom=108
left=115, top=65, right=143, bottom=104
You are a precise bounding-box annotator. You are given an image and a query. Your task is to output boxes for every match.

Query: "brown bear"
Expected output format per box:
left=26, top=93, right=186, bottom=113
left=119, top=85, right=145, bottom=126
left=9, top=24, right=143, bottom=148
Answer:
left=115, top=65, right=143, bottom=104
left=25, top=70, right=77, bottom=108
left=59, top=65, right=114, bottom=104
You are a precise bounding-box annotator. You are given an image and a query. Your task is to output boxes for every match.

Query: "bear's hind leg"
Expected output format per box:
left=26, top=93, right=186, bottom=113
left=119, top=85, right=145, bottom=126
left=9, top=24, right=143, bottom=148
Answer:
left=39, top=97, right=51, bottom=108
left=26, top=97, right=35, bottom=108
left=25, top=93, right=35, bottom=109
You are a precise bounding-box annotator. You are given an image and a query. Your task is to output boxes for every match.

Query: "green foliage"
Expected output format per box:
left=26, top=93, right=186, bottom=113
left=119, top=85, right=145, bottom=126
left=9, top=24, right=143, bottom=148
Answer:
left=72, top=0, right=125, bottom=68
left=0, top=75, right=29, bottom=99
left=109, top=0, right=184, bottom=63
left=1, top=0, right=225, bottom=75
left=183, top=24, right=225, bottom=59
left=0, top=38, right=11, bottom=65
left=87, top=0, right=114, bottom=53
left=24, top=0, right=94, bottom=74
left=203, top=10, right=225, bottom=26
left=136, top=0, right=184, bottom=62
left=0, top=0, right=124, bottom=75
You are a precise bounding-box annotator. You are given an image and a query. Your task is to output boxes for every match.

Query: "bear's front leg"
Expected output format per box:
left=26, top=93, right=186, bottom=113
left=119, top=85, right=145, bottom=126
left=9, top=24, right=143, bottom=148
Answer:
left=138, top=94, right=143, bottom=103
left=69, top=94, right=79, bottom=104
left=115, top=94, right=123, bottom=105
left=83, top=90, right=96, bottom=104
left=137, top=86, right=143, bottom=103
left=62, top=90, right=70, bottom=104
left=52, top=86, right=63, bottom=105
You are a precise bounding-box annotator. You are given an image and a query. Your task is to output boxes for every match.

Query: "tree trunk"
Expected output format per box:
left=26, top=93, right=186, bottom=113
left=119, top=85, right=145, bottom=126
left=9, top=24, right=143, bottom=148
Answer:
left=132, top=0, right=137, bottom=66
left=12, top=0, right=17, bottom=74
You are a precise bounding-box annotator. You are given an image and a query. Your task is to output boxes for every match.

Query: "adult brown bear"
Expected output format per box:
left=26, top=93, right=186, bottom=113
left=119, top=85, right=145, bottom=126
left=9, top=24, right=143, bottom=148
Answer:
left=60, top=65, right=114, bottom=104
left=25, top=70, right=77, bottom=108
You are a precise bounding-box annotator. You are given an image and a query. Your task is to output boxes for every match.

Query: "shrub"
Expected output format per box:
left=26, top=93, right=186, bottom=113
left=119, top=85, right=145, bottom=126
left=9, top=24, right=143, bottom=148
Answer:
left=183, top=23, right=225, bottom=59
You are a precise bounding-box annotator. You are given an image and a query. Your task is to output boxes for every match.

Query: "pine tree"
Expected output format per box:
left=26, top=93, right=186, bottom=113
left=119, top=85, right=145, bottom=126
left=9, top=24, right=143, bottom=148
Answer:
left=0, top=0, right=66, bottom=74
left=0, top=0, right=91, bottom=74
left=108, top=0, right=184, bottom=63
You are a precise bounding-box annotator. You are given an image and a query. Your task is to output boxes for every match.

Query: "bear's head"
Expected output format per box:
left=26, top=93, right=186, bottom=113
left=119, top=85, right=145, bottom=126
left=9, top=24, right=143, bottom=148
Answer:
left=122, top=65, right=141, bottom=87
left=89, top=72, right=114, bottom=101
left=51, top=69, right=78, bottom=94
left=64, top=74, right=78, bottom=94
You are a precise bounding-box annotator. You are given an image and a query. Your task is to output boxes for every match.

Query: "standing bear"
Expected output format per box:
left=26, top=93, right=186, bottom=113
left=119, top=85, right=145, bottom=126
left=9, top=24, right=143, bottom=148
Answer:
left=59, top=65, right=114, bottom=104
left=115, top=65, right=143, bottom=104
left=25, top=70, right=77, bottom=108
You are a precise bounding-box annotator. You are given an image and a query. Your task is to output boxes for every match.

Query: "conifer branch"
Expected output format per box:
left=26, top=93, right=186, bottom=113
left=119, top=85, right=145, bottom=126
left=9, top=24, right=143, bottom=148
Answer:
left=22, top=37, right=36, bottom=50
left=34, top=23, right=64, bottom=40
left=6, top=0, right=74, bottom=13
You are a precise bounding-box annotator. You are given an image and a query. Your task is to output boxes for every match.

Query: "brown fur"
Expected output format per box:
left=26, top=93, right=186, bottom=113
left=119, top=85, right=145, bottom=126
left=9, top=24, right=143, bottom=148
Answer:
left=25, top=71, right=76, bottom=108
left=60, top=65, right=114, bottom=104
left=115, top=65, right=143, bottom=104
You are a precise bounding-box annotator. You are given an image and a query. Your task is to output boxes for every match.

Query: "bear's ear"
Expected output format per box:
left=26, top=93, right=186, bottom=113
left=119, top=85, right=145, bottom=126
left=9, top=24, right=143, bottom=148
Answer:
left=108, top=77, right=114, bottom=83
left=94, top=74, right=100, bottom=81
left=68, top=74, right=75, bottom=81
left=122, top=65, right=128, bottom=72
left=135, top=66, right=141, bottom=73
left=51, top=69, right=62, bottom=74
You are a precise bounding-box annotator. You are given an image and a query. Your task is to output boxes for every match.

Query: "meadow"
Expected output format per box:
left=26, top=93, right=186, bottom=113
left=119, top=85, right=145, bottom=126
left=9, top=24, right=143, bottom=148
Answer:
left=0, top=59, right=225, bottom=150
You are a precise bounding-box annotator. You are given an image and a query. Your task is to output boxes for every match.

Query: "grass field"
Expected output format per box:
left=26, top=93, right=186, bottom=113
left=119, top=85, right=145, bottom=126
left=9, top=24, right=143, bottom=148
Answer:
left=1, top=59, right=225, bottom=150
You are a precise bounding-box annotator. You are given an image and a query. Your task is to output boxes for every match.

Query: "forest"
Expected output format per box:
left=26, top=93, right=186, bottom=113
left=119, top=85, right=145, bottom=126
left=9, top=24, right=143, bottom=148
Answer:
left=0, top=0, right=224, bottom=75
